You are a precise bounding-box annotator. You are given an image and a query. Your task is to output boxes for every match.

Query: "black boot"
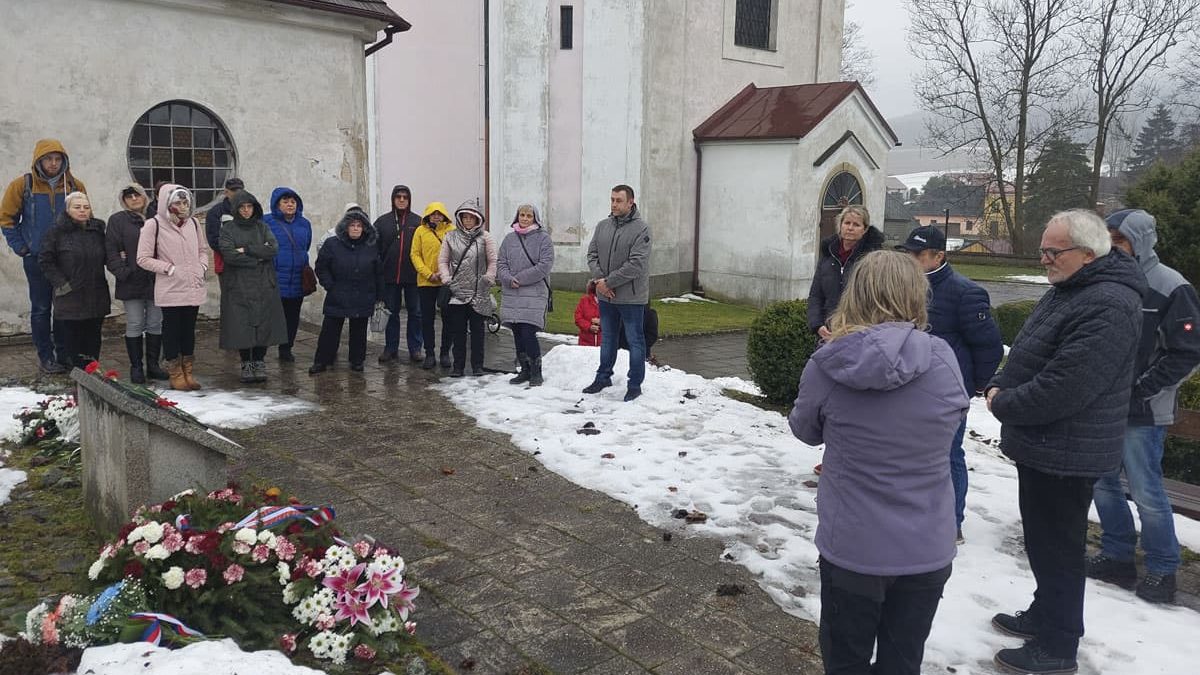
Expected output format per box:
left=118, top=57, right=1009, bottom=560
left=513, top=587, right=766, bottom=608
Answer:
left=529, top=358, right=543, bottom=386
left=509, top=356, right=531, bottom=385
left=125, top=336, right=145, bottom=384
left=144, top=334, right=169, bottom=380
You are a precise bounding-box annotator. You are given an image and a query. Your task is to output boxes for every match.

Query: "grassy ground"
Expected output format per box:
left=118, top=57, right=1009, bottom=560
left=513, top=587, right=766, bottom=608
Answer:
left=498, top=290, right=761, bottom=337
left=954, top=262, right=1046, bottom=283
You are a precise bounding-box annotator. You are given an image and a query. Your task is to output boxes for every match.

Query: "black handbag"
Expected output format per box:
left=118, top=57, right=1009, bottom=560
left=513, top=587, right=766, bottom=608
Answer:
left=436, top=237, right=476, bottom=310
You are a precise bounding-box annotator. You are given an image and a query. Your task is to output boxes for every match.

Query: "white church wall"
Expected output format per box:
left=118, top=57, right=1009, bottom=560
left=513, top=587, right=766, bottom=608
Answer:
left=0, top=0, right=377, bottom=332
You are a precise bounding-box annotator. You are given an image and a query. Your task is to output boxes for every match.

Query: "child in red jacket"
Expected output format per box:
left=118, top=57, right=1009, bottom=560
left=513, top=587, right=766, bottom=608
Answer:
left=574, top=283, right=601, bottom=346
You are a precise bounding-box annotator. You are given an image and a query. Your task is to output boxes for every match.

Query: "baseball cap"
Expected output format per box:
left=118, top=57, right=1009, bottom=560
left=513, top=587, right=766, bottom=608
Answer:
left=896, top=225, right=947, bottom=252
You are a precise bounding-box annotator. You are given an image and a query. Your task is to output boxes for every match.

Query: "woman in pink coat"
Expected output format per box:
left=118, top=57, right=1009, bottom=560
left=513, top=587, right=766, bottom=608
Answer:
left=137, top=184, right=210, bottom=391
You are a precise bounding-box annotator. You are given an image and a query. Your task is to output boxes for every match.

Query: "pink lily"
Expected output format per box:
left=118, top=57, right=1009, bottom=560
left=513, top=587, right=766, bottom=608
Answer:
left=393, top=580, right=420, bottom=620
left=321, top=562, right=365, bottom=598
left=332, top=591, right=373, bottom=627
left=355, top=566, right=402, bottom=609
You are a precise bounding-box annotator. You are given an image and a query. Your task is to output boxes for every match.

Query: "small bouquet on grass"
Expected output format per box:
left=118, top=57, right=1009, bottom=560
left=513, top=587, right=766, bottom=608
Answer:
left=80, top=360, right=204, bottom=427
left=2, top=393, right=81, bottom=465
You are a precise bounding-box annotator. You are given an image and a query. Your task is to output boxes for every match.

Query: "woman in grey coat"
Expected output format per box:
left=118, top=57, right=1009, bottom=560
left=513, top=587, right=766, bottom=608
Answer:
left=497, top=204, right=555, bottom=385
left=218, top=191, right=288, bottom=383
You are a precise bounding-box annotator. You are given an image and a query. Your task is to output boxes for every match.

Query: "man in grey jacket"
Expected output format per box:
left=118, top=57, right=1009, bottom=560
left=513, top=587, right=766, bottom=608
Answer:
left=583, top=185, right=651, bottom=402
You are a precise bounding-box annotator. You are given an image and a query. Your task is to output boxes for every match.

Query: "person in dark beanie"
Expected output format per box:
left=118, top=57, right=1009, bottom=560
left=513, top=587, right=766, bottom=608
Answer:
left=205, top=177, right=244, bottom=259
left=1088, top=209, right=1200, bottom=605
left=105, top=183, right=168, bottom=383
left=986, top=209, right=1144, bottom=674
left=375, top=185, right=424, bottom=363
left=898, top=225, right=1003, bottom=543
left=310, top=207, right=381, bottom=374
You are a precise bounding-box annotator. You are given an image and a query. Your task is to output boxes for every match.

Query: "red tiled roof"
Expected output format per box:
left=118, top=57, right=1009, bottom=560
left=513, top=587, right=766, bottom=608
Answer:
left=693, top=82, right=898, bottom=144
left=266, top=0, right=410, bottom=28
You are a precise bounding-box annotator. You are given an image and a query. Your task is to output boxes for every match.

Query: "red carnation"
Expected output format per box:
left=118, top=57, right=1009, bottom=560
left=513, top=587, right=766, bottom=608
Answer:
left=104, top=369, right=120, bottom=379
left=123, top=560, right=145, bottom=578
left=117, top=522, right=138, bottom=542
left=155, top=397, right=177, bottom=409
left=286, top=523, right=303, bottom=536
left=84, top=361, right=101, bottom=374
left=160, top=500, right=178, bottom=511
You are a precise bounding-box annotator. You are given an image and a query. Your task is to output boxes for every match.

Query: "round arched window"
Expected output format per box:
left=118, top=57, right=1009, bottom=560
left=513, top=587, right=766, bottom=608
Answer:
left=127, top=101, right=236, bottom=208
left=822, top=171, right=863, bottom=210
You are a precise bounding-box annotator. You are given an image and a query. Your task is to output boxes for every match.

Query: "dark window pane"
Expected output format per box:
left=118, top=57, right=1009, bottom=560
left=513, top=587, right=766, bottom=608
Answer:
left=173, top=149, right=193, bottom=167
left=151, top=148, right=172, bottom=167
left=178, top=170, right=195, bottom=189
left=148, top=105, right=170, bottom=124
left=213, top=167, right=231, bottom=187
left=561, top=6, right=574, bottom=50
left=213, top=131, right=227, bottom=149
left=192, top=109, right=212, bottom=128
left=194, top=149, right=214, bottom=167
left=195, top=169, right=214, bottom=190
left=150, top=126, right=171, bottom=146
left=152, top=168, right=173, bottom=186
left=171, top=104, right=191, bottom=125
left=129, top=147, right=150, bottom=167
left=194, top=127, right=212, bottom=147
left=173, top=128, right=192, bottom=147
left=133, top=168, right=151, bottom=188
left=130, top=125, right=150, bottom=146
left=734, top=0, right=773, bottom=49
left=214, top=150, right=228, bottom=166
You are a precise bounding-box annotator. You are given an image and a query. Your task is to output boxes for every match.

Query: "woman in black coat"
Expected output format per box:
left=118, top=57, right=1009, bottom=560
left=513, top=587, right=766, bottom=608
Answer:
left=39, top=192, right=110, bottom=369
left=309, top=207, right=381, bottom=374
left=105, top=183, right=167, bottom=383
left=807, top=205, right=884, bottom=340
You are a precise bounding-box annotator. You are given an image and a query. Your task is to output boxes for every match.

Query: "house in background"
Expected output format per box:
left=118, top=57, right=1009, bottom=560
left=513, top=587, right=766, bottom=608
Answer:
left=882, top=192, right=918, bottom=243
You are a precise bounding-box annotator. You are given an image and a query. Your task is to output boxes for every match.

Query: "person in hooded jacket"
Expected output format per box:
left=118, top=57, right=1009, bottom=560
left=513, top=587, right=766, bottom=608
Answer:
left=137, top=184, right=210, bottom=391
left=219, top=191, right=288, bottom=383
left=310, top=207, right=381, bottom=374
left=438, top=199, right=497, bottom=377
left=375, top=185, right=424, bottom=364
left=38, top=192, right=110, bottom=369
left=262, top=187, right=312, bottom=362
left=807, top=205, right=885, bottom=340
left=574, top=283, right=601, bottom=347
left=790, top=250, right=967, bottom=675
left=498, top=204, right=554, bottom=385
left=411, top=202, right=455, bottom=369
left=105, top=183, right=168, bottom=383
left=1, top=139, right=87, bottom=374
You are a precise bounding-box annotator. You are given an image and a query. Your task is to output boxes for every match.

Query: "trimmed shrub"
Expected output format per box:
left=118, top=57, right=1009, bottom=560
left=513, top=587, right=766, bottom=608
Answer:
left=1163, top=436, right=1200, bottom=485
left=993, top=300, right=1038, bottom=346
left=747, top=300, right=818, bottom=405
left=1180, top=372, right=1200, bottom=411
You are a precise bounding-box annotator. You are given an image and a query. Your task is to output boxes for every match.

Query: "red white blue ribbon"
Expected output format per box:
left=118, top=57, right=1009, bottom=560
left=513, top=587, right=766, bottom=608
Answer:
left=129, top=612, right=205, bottom=646
left=175, top=504, right=336, bottom=534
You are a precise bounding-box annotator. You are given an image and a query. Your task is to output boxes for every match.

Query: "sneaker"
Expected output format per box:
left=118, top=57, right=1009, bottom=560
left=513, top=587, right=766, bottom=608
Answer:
left=994, top=642, right=1077, bottom=674
left=422, top=354, right=437, bottom=370
left=623, top=386, right=642, bottom=402
left=1135, top=572, right=1177, bottom=604
left=1086, top=554, right=1137, bottom=589
left=39, top=359, right=68, bottom=375
left=378, top=350, right=398, bottom=364
left=251, top=361, right=268, bottom=382
left=582, top=379, right=612, bottom=394
left=308, top=363, right=327, bottom=375
left=991, top=611, right=1038, bottom=640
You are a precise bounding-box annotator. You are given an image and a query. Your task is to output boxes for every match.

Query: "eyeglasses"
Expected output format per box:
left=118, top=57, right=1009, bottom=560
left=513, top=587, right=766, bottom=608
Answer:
left=1039, top=246, right=1080, bottom=261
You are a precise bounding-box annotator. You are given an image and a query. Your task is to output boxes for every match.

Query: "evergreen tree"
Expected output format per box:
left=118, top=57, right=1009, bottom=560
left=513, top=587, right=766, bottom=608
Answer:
left=1024, top=134, right=1093, bottom=235
left=1128, top=104, right=1178, bottom=176
left=1125, top=145, right=1200, bottom=285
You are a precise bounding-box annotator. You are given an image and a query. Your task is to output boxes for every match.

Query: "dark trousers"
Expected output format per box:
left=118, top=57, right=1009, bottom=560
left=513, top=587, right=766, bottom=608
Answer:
left=161, top=306, right=199, bottom=360
left=383, top=283, right=422, bottom=355
left=239, top=346, right=267, bottom=361
left=417, top=286, right=450, bottom=356
left=1017, top=463, right=1095, bottom=659
left=819, top=558, right=952, bottom=675
left=314, top=316, right=367, bottom=366
left=511, top=322, right=541, bottom=361
left=23, top=255, right=68, bottom=364
left=443, top=303, right=485, bottom=370
left=280, top=297, right=303, bottom=350
left=60, top=317, right=104, bottom=368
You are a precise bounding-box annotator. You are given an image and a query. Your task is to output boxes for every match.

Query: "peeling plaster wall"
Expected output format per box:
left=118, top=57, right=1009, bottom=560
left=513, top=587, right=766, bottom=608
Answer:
left=0, top=0, right=377, bottom=333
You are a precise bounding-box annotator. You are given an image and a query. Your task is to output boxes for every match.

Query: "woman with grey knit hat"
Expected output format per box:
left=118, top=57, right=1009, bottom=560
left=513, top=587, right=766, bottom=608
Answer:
left=437, top=198, right=497, bottom=377
left=105, top=183, right=168, bottom=383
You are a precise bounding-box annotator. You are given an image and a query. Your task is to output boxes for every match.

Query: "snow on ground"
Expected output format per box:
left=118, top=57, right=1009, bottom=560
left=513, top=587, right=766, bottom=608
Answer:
left=1003, top=274, right=1050, bottom=284
left=438, top=345, right=1200, bottom=675
left=658, top=293, right=717, bottom=304
left=0, top=387, right=45, bottom=506
left=149, top=389, right=318, bottom=430
left=75, top=639, right=326, bottom=674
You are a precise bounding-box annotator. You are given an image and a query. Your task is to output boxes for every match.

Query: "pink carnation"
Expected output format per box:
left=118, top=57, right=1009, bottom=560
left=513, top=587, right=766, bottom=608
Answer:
left=223, top=564, right=245, bottom=584
left=133, top=541, right=150, bottom=556
left=354, top=644, right=377, bottom=661
left=279, top=633, right=297, bottom=654
left=162, top=532, right=184, bottom=553
left=305, top=558, right=322, bottom=578
left=251, top=544, right=271, bottom=563
left=404, top=620, right=417, bottom=635
left=217, top=522, right=235, bottom=534
left=315, top=613, right=336, bottom=631
left=274, top=538, right=296, bottom=561
left=185, top=568, right=207, bottom=589
left=352, top=540, right=371, bottom=558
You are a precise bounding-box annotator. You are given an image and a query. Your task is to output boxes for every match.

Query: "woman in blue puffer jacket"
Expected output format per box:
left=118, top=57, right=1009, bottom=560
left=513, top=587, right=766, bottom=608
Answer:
left=262, top=187, right=312, bottom=362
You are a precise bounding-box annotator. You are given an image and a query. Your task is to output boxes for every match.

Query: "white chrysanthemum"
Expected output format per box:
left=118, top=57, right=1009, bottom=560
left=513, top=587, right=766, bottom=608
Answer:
left=162, top=566, right=185, bottom=590
left=234, top=528, right=258, bottom=546
left=87, top=558, right=105, bottom=580
left=282, top=582, right=299, bottom=604
left=125, top=527, right=145, bottom=544
left=277, top=562, right=290, bottom=586
left=257, top=530, right=277, bottom=549
left=308, top=630, right=333, bottom=657
left=140, top=521, right=164, bottom=544
left=320, top=545, right=357, bottom=572
left=23, top=602, right=50, bottom=643
left=370, top=613, right=399, bottom=636
left=143, top=544, right=169, bottom=561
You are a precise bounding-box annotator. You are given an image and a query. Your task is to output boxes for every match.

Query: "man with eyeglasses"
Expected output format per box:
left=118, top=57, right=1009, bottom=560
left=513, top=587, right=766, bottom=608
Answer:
left=983, top=209, right=1145, bottom=674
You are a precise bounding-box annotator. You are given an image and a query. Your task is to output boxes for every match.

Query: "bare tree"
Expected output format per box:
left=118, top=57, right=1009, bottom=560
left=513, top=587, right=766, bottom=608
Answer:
left=908, top=0, right=1082, bottom=253
left=1079, top=0, right=1199, bottom=206
left=842, top=2, right=877, bottom=87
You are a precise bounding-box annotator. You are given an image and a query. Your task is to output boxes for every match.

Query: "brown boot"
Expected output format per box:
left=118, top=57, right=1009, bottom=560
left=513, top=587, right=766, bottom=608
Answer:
left=166, top=358, right=189, bottom=391
left=181, top=355, right=202, bottom=391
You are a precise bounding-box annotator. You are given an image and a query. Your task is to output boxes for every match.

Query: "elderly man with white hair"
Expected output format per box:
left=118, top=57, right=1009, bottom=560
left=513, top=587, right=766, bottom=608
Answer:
left=983, top=209, right=1145, bottom=674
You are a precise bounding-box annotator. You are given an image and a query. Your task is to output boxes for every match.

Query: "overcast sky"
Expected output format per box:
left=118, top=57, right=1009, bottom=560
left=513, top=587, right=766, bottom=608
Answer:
left=845, top=1, right=918, bottom=118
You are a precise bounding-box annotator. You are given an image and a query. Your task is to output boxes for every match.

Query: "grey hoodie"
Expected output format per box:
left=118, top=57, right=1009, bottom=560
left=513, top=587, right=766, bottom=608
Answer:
left=586, top=205, right=651, bottom=304
left=789, top=322, right=967, bottom=576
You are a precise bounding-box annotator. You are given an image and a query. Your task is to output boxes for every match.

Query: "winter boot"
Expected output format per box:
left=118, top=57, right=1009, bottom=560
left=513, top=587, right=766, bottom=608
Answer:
left=421, top=354, right=437, bottom=370
left=181, top=355, right=202, bottom=391
left=509, top=356, right=531, bottom=385
left=144, top=334, right=169, bottom=380
left=166, top=358, right=189, bottom=391
left=1136, top=572, right=1177, bottom=604
left=278, top=345, right=295, bottom=362
left=252, top=360, right=268, bottom=383
left=991, top=611, right=1038, bottom=640
left=529, top=358, right=543, bottom=387
left=993, top=642, right=1077, bottom=674
left=439, top=349, right=452, bottom=368
left=239, top=361, right=255, bottom=384
left=125, top=336, right=146, bottom=384
left=1086, top=554, right=1137, bottom=589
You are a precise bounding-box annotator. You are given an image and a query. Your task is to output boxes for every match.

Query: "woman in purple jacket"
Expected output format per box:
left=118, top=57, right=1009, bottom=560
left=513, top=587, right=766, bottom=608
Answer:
left=789, top=250, right=968, bottom=675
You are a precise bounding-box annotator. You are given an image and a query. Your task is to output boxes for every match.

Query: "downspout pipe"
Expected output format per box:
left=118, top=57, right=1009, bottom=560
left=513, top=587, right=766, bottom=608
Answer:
left=365, top=24, right=402, bottom=57
left=483, top=0, right=491, bottom=228
left=691, top=141, right=705, bottom=295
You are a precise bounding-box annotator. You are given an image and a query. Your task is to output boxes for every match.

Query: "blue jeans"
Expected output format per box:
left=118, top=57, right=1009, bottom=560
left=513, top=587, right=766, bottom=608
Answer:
left=596, top=300, right=645, bottom=388
left=383, top=283, right=422, bottom=355
left=22, top=254, right=67, bottom=364
left=949, top=418, right=968, bottom=528
left=1092, top=425, right=1181, bottom=575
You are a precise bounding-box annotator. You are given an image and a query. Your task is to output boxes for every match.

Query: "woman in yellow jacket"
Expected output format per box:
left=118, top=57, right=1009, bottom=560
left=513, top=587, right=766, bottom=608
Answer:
left=411, top=202, right=455, bottom=369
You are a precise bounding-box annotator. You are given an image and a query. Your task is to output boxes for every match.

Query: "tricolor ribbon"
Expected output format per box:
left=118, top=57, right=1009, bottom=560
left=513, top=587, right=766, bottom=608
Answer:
left=129, top=612, right=205, bottom=646
left=175, top=504, right=336, bottom=534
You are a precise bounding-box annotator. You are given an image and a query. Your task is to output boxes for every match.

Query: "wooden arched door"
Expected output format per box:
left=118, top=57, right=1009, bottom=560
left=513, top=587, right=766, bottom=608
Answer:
left=819, top=171, right=864, bottom=242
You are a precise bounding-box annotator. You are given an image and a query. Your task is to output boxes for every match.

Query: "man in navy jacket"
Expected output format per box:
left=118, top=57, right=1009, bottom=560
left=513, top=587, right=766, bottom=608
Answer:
left=899, top=226, right=1004, bottom=541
